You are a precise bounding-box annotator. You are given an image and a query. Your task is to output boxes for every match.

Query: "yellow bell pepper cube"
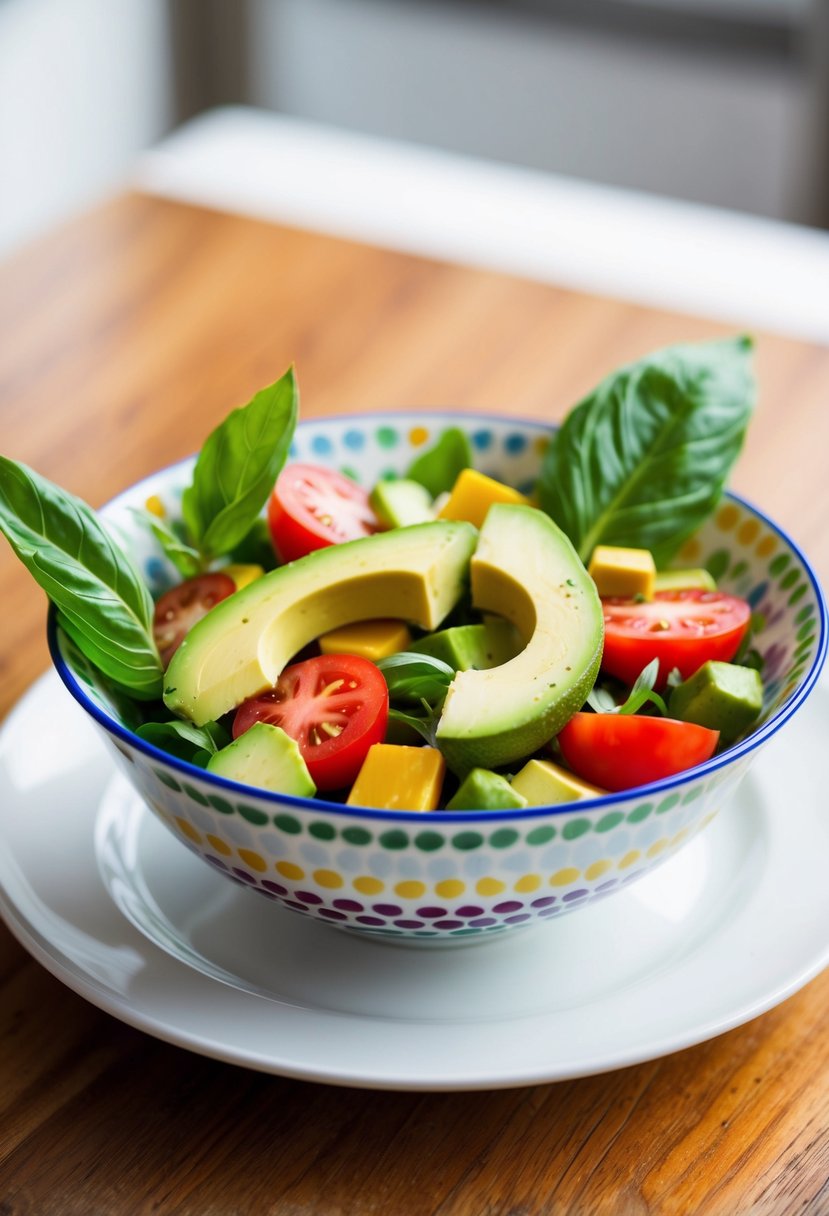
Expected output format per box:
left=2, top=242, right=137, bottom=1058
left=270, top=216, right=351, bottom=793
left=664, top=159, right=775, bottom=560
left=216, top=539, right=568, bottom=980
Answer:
left=347, top=744, right=445, bottom=811
left=510, top=758, right=605, bottom=806
left=222, top=563, right=265, bottom=592
left=318, top=619, right=412, bottom=662
left=587, top=545, right=656, bottom=599
left=437, top=468, right=530, bottom=529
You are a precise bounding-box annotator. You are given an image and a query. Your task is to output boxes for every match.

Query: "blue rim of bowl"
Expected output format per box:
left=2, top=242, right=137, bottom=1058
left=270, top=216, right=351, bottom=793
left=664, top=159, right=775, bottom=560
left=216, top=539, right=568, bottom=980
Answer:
left=47, top=410, right=829, bottom=824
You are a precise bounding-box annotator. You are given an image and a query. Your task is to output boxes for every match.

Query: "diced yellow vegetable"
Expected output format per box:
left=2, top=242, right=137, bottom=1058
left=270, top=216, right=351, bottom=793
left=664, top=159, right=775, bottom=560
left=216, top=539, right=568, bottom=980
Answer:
left=588, top=545, right=656, bottom=599
left=347, top=744, right=445, bottom=811
left=510, top=758, right=606, bottom=805
left=437, top=468, right=530, bottom=529
left=222, top=563, right=265, bottom=592
left=319, top=619, right=412, bottom=661
left=654, top=567, right=717, bottom=593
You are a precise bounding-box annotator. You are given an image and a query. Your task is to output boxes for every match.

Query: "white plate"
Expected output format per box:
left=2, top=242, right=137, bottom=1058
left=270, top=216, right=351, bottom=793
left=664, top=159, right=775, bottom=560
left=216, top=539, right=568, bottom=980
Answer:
left=1, top=673, right=828, bottom=1091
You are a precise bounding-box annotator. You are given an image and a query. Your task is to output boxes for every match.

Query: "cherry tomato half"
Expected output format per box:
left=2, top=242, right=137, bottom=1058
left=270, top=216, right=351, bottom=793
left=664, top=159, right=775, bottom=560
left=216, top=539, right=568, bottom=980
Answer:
left=232, top=654, right=389, bottom=791
left=557, top=713, right=719, bottom=792
left=601, top=590, right=751, bottom=687
left=268, top=463, right=379, bottom=563
left=153, top=572, right=235, bottom=667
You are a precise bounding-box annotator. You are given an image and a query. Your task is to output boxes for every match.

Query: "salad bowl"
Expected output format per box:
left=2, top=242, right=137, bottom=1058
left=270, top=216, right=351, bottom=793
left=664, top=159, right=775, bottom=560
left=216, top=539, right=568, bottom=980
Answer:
left=49, top=411, right=827, bottom=944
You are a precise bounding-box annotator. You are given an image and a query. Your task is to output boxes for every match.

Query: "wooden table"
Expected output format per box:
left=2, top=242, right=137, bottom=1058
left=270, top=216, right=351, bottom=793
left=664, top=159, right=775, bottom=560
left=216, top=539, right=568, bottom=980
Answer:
left=1, top=193, right=827, bottom=1215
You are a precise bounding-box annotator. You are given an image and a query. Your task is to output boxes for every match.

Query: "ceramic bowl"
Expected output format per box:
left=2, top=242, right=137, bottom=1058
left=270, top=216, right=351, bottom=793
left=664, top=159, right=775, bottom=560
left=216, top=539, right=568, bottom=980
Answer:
left=49, top=412, right=827, bottom=944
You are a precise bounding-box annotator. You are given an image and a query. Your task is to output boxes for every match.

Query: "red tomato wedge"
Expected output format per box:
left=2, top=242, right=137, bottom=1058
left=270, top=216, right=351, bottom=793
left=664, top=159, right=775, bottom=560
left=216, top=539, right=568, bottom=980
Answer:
left=268, top=463, right=379, bottom=562
left=601, top=590, right=751, bottom=687
left=558, top=713, right=719, bottom=792
left=153, top=572, right=235, bottom=668
left=232, top=654, right=389, bottom=791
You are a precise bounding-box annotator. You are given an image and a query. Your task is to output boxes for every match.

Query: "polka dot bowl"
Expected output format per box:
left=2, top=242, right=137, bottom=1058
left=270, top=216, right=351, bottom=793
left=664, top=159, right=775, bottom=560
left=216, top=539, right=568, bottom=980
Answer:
left=49, top=412, right=827, bottom=944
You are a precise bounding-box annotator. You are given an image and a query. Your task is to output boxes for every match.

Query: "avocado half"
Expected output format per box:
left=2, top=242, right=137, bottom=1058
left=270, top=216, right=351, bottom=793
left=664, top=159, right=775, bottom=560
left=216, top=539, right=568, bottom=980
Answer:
left=435, top=504, right=604, bottom=775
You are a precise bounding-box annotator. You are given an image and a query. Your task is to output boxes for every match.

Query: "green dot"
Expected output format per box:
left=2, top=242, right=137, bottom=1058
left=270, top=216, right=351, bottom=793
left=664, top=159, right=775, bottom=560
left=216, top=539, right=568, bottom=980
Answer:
left=595, top=812, right=624, bottom=833
left=450, top=928, right=482, bottom=936
left=780, top=569, right=799, bottom=590
left=209, top=795, right=234, bottom=815
left=238, top=804, right=268, bottom=826
left=488, top=828, right=518, bottom=848
left=656, top=794, right=681, bottom=815
left=453, top=830, right=485, bottom=850
left=795, top=636, right=814, bottom=658
left=183, top=783, right=209, bottom=806
left=339, top=465, right=361, bottom=483
left=414, top=830, right=444, bottom=851
left=274, top=813, right=302, bottom=835
left=376, top=426, right=399, bottom=449
left=380, top=467, right=397, bottom=481
left=379, top=829, right=409, bottom=850
left=627, top=802, right=653, bottom=823
left=769, top=553, right=790, bottom=577
left=526, top=825, right=556, bottom=845
left=731, top=560, right=748, bottom=579
left=797, top=621, right=816, bottom=642
left=562, top=818, right=590, bottom=840
left=155, top=769, right=181, bottom=791
left=795, top=604, right=815, bottom=624
left=309, top=821, right=336, bottom=841
left=788, top=584, right=808, bottom=607
left=682, top=784, right=704, bottom=804
left=342, top=826, right=372, bottom=846
left=705, top=550, right=730, bottom=581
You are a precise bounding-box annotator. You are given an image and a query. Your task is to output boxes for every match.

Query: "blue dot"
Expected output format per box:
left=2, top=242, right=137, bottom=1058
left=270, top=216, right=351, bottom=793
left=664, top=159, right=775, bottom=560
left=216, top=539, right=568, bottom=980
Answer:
left=145, top=558, right=168, bottom=591
left=747, top=581, right=769, bottom=608
left=343, top=429, right=365, bottom=451
left=311, top=435, right=334, bottom=456
left=289, top=442, right=299, bottom=459
left=505, top=433, right=527, bottom=455
left=472, top=430, right=493, bottom=451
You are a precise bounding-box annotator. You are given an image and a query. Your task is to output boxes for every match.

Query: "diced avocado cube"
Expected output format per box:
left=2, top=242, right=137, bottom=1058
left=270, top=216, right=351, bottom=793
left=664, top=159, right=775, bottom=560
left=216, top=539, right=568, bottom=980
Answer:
left=510, top=758, right=605, bottom=805
left=370, top=478, right=434, bottom=528
left=410, top=619, right=521, bottom=672
left=207, top=722, right=315, bottom=796
left=668, top=661, right=763, bottom=742
left=445, top=767, right=528, bottom=811
left=654, top=568, right=717, bottom=593
left=588, top=545, right=656, bottom=599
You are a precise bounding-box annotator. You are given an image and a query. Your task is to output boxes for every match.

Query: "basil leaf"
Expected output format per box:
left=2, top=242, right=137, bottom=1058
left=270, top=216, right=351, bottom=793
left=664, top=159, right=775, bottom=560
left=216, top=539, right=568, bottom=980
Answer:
left=131, top=509, right=203, bottom=579
left=538, top=336, right=756, bottom=564
left=586, top=685, right=618, bottom=713
left=406, top=427, right=472, bottom=497
left=377, top=652, right=455, bottom=705
left=388, top=706, right=440, bottom=748
left=0, top=457, right=163, bottom=698
left=616, top=660, right=668, bottom=717
left=182, top=367, right=298, bottom=560
left=137, top=719, right=230, bottom=766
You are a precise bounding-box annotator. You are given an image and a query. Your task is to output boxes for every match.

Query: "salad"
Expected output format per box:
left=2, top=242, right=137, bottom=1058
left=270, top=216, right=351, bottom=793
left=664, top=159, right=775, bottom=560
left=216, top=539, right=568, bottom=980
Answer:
left=0, top=336, right=764, bottom=812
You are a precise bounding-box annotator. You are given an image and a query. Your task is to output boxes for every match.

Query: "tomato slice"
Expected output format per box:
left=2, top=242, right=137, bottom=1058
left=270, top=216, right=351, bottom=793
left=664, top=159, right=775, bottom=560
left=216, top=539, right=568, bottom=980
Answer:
left=268, top=463, right=379, bottom=563
left=601, top=590, right=751, bottom=687
left=153, top=572, right=235, bottom=667
left=558, top=713, right=719, bottom=792
left=232, top=654, right=389, bottom=791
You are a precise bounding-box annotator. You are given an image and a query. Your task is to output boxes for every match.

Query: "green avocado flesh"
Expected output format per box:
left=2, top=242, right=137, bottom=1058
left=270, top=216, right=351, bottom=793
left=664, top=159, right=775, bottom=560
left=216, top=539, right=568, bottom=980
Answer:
left=668, top=660, right=762, bottom=741
left=410, top=619, right=521, bottom=671
left=445, top=767, right=528, bottom=811
left=370, top=478, right=434, bottom=527
left=207, top=722, right=315, bottom=795
left=164, top=520, right=477, bottom=725
left=436, top=504, right=604, bottom=776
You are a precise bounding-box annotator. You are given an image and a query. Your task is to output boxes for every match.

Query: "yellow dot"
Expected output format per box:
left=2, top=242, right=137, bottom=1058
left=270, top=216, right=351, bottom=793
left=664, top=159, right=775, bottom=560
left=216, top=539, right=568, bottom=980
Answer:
left=701, top=812, right=718, bottom=828
left=276, top=861, right=305, bottom=881
left=756, top=535, right=776, bottom=558
left=533, top=435, right=550, bottom=456
left=395, top=880, right=426, bottom=900
left=585, top=859, right=612, bottom=881
left=314, top=869, right=344, bottom=889
left=409, top=426, right=429, bottom=446
left=238, top=848, right=267, bottom=873
left=619, top=850, right=641, bottom=870
left=737, top=519, right=759, bottom=546
left=144, top=494, right=166, bottom=518
left=670, top=828, right=689, bottom=849
left=646, top=839, right=668, bottom=859
left=435, top=879, right=466, bottom=899
left=176, top=818, right=201, bottom=844
left=354, top=875, right=385, bottom=895
left=550, top=867, right=580, bottom=887
left=476, top=877, right=506, bottom=896
left=677, top=537, right=702, bottom=562
left=206, top=834, right=231, bottom=856
left=514, top=874, right=542, bottom=893
left=716, top=504, right=739, bottom=531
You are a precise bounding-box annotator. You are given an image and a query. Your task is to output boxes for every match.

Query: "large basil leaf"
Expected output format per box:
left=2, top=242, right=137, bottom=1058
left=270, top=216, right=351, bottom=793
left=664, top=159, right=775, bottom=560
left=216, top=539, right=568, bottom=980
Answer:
left=377, top=651, right=455, bottom=705
left=537, top=336, right=756, bottom=565
left=182, top=367, right=298, bottom=560
left=136, top=719, right=230, bottom=766
left=406, top=427, right=472, bottom=497
left=0, top=457, right=163, bottom=698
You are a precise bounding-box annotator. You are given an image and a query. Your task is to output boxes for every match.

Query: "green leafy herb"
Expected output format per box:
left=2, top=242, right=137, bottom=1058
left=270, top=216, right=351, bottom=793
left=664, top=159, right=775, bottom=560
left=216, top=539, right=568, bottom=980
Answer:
left=228, top=517, right=278, bottom=571
left=537, top=336, right=756, bottom=565
left=406, top=427, right=472, bottom=497
left=0, top=457, right=164, bottom=698
left=586, top=684, right=618, bottom=713
left=388, top=702, right=441, bottom=748
left=182, top=367, right=298, bottom=561
left=131, top=509, right=203, bottom=579
left=616, top=660, right=669, bottom=717
left=733, top=611, right=766, bottom=672
left=377, top=652, right=455, bottom=706
left=136, top=719, right=230, bottom=766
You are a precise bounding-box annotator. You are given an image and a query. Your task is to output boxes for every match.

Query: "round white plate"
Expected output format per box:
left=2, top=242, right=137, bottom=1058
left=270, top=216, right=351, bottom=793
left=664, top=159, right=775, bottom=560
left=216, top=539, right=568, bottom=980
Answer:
left=1, top=673, right=828, bottom=1091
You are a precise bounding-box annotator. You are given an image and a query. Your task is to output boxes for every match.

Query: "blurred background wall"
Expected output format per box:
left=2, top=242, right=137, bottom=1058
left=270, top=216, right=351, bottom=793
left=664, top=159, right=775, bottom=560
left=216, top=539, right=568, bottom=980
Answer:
left=1, top=0, right=827, bottom=259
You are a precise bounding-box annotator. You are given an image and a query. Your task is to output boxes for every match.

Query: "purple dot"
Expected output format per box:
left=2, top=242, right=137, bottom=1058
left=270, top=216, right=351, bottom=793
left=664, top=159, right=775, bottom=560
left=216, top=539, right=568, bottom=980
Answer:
left=232, top=868, right=256, bottom=884
left=456, top=905, right=485, bottom=917
left=562, top=888, right=589, bottom=902
left=373, top=903, right=402, bottom=916
left=596, top=879, right=619, bottom=894
left=333, top=899, right=364, bottom=912
left=416, top=906, right=448, bottom=919
left=283, top=899, right=307, bottom=911
left=296, top=890, right=323, bottom=905
left=531, top=896, right=557, bottom=908
left=505, top=913, right=532, bottom=924
left=356, top=915, right=386, bottom=926
left=262, top=880, right=287, bottom=896
left=394, top=919, right=425, bottom=929
left=493, top=900, right=523, bottom=914
left=470, top=917, right=497, bottom=927
left=318, top=908, right=348, bottom=921
left=622, top=871, right=644, bottom=885
left=538, top=906, right=561, bottom=917
left=205, top=855, right=229, bottom=870
left=433, top=920, right=464, bottom=930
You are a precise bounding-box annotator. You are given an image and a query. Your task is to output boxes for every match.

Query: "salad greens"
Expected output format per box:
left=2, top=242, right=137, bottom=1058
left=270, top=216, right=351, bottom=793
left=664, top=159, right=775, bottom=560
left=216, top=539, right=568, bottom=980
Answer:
left=406, top=426, right=472, bottom=497
left=136, top=719, right=231, bottom=767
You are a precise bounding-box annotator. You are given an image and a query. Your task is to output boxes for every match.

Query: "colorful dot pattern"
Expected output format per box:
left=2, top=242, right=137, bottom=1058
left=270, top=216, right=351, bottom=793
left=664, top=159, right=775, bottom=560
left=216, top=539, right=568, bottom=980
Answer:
left=55, top=414, right=825, bottom=941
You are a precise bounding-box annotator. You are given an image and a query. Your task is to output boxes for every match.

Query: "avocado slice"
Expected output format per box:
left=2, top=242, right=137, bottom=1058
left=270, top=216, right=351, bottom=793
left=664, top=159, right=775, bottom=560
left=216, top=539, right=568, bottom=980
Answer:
left=436, top=505, right=603, bottom=775
left=668, top=660, right=763, bottom=742
left=370, top=478, right=434, bottom=528
left=654, top=567, right=717, bottom=593
left=207, top=722, right=315, bottom=796
left=445, top=767, right=528, bottom=811
left=164, top=520, right=477, bottom=725
left=510, top=758, right=605, bottom=805
left=410, top=620, right=521, bottom=671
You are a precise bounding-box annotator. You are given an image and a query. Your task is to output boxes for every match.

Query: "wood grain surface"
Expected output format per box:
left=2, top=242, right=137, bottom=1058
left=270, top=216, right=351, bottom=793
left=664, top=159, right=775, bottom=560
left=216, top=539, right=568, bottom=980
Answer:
left=0, top=193, right=827, bottom=1215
